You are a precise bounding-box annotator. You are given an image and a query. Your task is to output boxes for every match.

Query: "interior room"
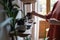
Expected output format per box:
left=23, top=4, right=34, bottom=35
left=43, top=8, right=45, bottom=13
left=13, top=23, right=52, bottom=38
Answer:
left=0, top=0, right=59, bottom=40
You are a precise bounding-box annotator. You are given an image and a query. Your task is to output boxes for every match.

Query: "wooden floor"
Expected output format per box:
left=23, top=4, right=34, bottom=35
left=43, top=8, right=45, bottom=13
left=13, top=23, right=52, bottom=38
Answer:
left=39, top=38, right=48, bottom=40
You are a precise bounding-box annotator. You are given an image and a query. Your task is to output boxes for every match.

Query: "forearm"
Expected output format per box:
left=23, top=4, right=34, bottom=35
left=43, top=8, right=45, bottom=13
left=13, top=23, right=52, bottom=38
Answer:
left=50, top=21, right=60, bottom=25
left=32, top=12, right=46, bottom=19
left=48, top=18, right=60, bottom=25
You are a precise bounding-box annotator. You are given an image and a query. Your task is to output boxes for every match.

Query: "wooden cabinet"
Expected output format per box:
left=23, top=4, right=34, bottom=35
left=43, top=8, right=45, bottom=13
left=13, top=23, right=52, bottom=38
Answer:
left=20, top=0, right=36, bottom=3
left=39, top=21, right=50, bottom=38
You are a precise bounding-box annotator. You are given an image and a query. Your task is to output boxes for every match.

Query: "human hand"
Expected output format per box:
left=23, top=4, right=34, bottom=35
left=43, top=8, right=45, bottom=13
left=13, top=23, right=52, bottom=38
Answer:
left=31, top=11, right=38, bottom=15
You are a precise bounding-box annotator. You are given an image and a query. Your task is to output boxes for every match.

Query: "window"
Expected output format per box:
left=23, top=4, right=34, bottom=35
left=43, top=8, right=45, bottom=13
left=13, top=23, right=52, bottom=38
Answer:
left=50, top=0, right=58, bottom=11
left=37, top=0, right=46, bottom=15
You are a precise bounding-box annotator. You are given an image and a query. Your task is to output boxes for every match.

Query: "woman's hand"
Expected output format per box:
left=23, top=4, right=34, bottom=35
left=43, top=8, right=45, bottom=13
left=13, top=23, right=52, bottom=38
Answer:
left=27, top=11, right=47, bottom=19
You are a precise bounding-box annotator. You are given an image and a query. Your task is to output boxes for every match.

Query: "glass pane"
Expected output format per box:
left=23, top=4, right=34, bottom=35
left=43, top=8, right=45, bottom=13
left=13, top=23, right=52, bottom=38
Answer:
left=37, top=0, right=46, bottom=15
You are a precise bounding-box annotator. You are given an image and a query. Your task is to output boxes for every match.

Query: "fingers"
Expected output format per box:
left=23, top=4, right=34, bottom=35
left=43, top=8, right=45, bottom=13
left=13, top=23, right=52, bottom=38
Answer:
left=31, top=11, right=37, bottom=14
left=27, top=11, right=38, bottom=16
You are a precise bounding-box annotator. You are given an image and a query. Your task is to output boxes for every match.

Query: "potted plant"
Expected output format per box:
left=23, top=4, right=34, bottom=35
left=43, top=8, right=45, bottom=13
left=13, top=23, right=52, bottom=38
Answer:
left=0, top=0, right=19, bottom=40
left=0, top=0, right=34, bottom=40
